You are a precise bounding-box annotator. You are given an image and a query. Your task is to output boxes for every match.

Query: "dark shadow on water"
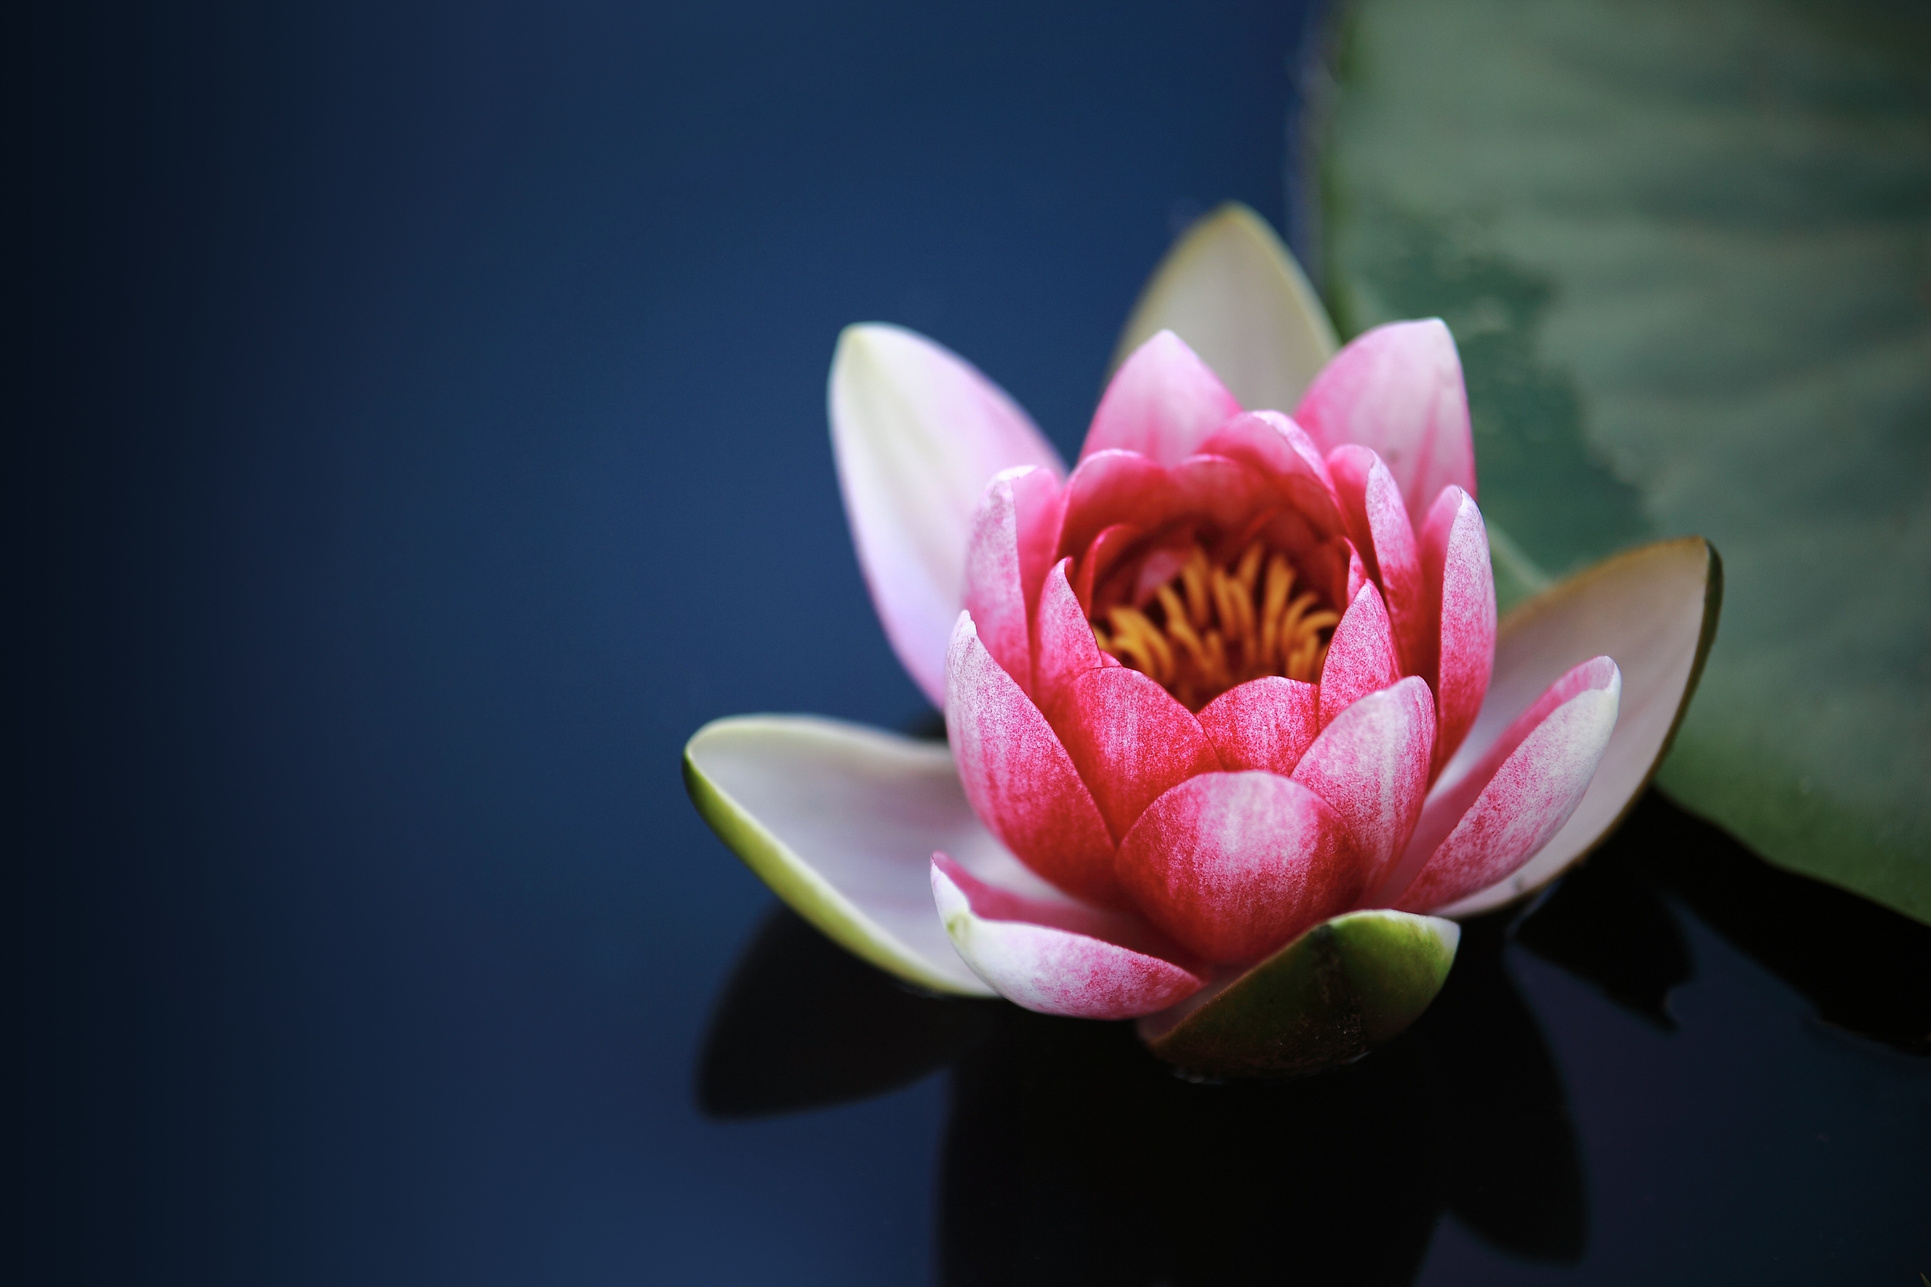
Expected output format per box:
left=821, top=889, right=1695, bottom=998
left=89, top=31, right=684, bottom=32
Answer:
left=937, top=914, right=1582, bottom=1285
left=695, top=788, right=1927, bottom=1279
left=1424, top=916, right=1587, bottom=1263
left=939, top=1013, right=1443, bottom=1286
left=700, top=905, right=1584, bottom=1282
left=698, top=907, right=1001, bottom=1118
left=1515, top=791, right=1931, bottom=1056
left=1514, top=841, right=1691, bottom=1029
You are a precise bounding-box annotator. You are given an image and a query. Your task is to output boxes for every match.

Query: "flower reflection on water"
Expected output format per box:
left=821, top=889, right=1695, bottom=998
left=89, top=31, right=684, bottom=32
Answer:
left=697, top=790, right=1931, bottom=1283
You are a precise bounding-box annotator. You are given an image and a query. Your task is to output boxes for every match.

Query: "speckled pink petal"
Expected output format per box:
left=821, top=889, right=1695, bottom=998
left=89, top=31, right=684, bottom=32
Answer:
left=932, top=854, right=1208, bottom=1019
left=1420, top=485, right=1496, bottom=778
left=1393, top=659, right=1620, bottom=913
left=1327, top=445, right=1426, bottom=677
left=1196, top=411, right=1344, bottom=537
left=1014, top=472, right=1067, bottom=634
left=1056, top=450, right=1274, bottom=570
left=945, top=613, right=1123, bottom=908
left=1197, top=676, right=1321, bottom=776
left=1080, top=330, right=1243, bottom=466
left=1069, top=522, right=1143, bottom=611
left=1318, top=582, right=1401, bottom=728
left=1345, top=545, right=1371, bottom=609
left=1055, top=666, right=1223, bottom=842
left=1436, top=538, right=1716, bottom=917
left=1293, top=675, right=1436, bottom=893
left=831, top=324, right=1065, bottom=707
left=1031, top=559, right=1105, bottom=718
left=1115, top=771, right=1358, bottom=965
left=1293, top=319, right=1476, bottom=523
left=961, top=467, right=1062, bottom=695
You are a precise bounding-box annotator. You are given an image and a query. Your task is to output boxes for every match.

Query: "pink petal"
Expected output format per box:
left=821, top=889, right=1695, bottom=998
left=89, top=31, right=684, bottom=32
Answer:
left=1115, top=771, right=1358, bottom=964
left=945, top=613, right=1122, bottom=908
left=1197, top=676, right=1321, bottom=775
left=1346, top=545, right=1370, bottom=605
left=1293, top=319, right=1476, bottom=523
left=1031, top=558, right=1104, bottom=718
left=1421, top=486, right=1496, bottom=777
left=1393, top=660, right=1620, bottom=913
left=932, top=854, right=1208, bottom=1019
left=1080, top=330, right=1243, bottom=466
left=1327, top=445, right=1426, bottom=676
left=1318, top=581, right=1401, bottom=728
left=1055, top=666, right=1224, bottom=842
left=831, top=324, right=1066, bottom=707
left=1435, top=538, right=1716, bottom=915
left=1070, top=521, right=1143, bottom=610
left=961, top=467, right=1062, bottom=695
left=1293, top=675, right=1436, bottom=893
left=1196, top=411, right=1345, bottom=537
left=1401, top=655, right=1621, bottom=876
left=1013, top=471, right=1067, bottom=624
left=1056, top=450, right=1273, bottom=570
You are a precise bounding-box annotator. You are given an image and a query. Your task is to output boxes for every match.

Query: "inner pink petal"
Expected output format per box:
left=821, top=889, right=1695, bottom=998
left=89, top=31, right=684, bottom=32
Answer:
left=1054, top=666, right=1224, bottom=842
left=1115, top=771, right=1359, bottom=965
left=945, top=613, right=1123, bottom=909
left=1328, top=445, right=1426, bottom=677
left=1057, top=451, right=1275, bottom=568
left=1080, top=330, right=1243, bottom=466
left=1293, top=318, right=1476, bottom=522
left=1318, top=581, right=1401, bottom=728
left=1420, top=485, right=1496, bottom=778
left=1031, top=559, right=1105, bottom=717
left=1197, top=411, right=1345, bottom=537
left=1197, top=676, right=1321, bottom=775
left=1293, top=675, right=1436, bottom=894
left=962, top=469, right=1048, bottom=697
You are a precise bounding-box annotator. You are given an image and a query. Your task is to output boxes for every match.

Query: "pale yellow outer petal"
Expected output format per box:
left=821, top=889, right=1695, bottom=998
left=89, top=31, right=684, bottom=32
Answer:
left=1113, top=203, right=1339, bottom=415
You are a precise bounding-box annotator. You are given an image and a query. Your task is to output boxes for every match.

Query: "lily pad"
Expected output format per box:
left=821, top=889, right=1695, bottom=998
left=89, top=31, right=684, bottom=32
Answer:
left=1139, top=908, right=1459, bottom=1078
left=1320, top=0, right=1931, bottom=923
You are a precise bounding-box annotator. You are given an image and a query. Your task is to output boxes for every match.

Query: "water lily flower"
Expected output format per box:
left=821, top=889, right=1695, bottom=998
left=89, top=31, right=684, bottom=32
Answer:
left=686, top=206, right=1719, bottom=1075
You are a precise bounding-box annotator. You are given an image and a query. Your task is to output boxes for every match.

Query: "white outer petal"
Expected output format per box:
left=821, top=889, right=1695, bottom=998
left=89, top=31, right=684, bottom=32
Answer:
left=831, top=324, right=1065, bottom=707
left=685, top=714, right=1068, bottom=994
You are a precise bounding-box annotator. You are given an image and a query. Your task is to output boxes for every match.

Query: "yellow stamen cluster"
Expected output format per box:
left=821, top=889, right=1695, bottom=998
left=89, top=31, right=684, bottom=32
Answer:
left=1091, top=541, right=1340, bottom=710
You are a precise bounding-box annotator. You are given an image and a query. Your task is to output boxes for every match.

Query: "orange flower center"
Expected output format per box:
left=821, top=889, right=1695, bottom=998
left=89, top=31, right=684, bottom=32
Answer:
left=1089, top=541, right=1340, bottom=711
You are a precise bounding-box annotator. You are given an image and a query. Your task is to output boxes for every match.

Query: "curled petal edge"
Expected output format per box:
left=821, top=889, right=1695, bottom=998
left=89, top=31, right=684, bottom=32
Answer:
left=1394, top=663, right=1620, bottom=913
left=1435, top=537, right=1723, bottom=918
left=932, top=854, right=1208, bottom=1020
left=685, top=714, right=1006, bottom=996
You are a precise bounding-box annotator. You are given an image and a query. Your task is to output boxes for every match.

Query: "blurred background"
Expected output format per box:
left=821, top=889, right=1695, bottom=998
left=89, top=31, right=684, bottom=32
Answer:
left=16, top=1, right=1928, bottom=1284
left=19, top=1, right=1318, bottom=1280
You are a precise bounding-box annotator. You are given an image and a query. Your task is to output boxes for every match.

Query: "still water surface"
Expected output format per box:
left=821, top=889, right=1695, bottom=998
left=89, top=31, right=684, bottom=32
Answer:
left=22, top=0, right=1927, bottom=1281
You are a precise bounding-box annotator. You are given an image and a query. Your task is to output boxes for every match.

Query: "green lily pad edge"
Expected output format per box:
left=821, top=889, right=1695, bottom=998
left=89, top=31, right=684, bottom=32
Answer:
left=1142, top=909, right=1461, bottom=1080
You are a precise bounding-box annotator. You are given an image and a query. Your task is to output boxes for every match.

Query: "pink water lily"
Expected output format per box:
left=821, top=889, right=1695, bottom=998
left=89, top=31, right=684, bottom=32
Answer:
left=686, top=207, right=1718, bottom=1072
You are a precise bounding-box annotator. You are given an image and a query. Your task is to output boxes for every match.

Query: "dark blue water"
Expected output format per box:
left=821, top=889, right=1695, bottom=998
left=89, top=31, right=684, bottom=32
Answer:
left=17, top=2, right=1927, bottom=1282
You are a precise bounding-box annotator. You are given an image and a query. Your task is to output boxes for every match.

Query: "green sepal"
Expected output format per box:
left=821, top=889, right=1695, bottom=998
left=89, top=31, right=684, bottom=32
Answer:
left=1142, top=909, right=1460, bottom=1079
